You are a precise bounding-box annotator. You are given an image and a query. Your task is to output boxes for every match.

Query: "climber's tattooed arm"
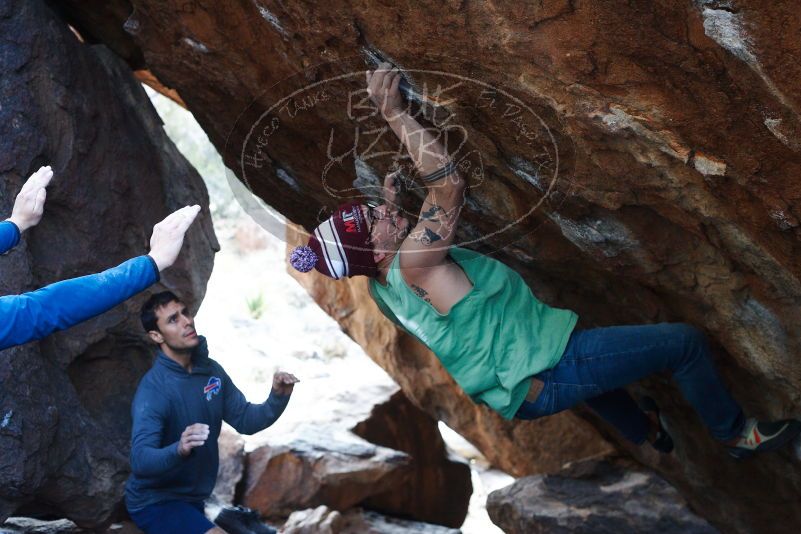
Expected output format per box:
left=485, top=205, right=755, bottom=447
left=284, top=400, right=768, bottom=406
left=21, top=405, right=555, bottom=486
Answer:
left=420, top=204, right=444, bottom=222
left=373, top=62, right=466, bottom=271
left=410, top=227, right=443, bottom=246
left=411, top=283, right=432, bottom=303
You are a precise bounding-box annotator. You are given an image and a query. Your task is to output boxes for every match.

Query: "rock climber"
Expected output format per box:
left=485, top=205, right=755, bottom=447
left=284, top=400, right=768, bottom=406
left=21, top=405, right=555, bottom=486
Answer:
left=289, top=62, right=800, bottom=459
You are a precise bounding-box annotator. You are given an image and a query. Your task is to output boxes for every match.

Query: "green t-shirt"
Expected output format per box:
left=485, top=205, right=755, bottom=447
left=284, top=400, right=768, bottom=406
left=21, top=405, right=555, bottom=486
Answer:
left=369, top=247, right=578, bottom=420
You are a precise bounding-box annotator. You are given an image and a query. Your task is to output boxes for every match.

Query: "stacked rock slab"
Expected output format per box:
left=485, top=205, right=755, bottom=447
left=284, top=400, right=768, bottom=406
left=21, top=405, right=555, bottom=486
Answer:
left=243, top=427, right=412, bottom=517
left=486, top=458, right=718, bottom=534
left=0, top=0, right=217, bottom=526
left=241, top=383, right=472, bottom=527
left=353, top=391, right=472, bottom=528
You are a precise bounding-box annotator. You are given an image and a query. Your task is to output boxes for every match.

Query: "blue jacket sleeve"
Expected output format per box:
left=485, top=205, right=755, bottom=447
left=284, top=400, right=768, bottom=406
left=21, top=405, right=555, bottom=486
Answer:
left=0, top=221, right=20, bottom=255
left=221, top=369, right=290, bottom=435
left=0, top=255, right=159, bottom=351
left=129, top=383, right=185, bottom=477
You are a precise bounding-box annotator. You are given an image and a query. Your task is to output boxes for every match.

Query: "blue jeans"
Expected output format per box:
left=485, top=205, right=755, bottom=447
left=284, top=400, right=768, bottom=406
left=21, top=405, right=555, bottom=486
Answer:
left=516, top=323, right=745, bottom=443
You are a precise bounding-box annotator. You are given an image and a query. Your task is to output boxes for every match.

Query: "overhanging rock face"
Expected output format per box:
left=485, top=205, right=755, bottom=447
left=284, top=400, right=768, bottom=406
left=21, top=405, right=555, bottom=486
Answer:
left=0, top=0, right=217, bottom=526
left=53, top=1, right=801, bottom=532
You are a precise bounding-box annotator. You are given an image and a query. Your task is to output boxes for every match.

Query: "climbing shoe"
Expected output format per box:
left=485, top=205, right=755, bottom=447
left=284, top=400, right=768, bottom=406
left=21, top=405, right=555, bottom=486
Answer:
left=215, top=505, right=276, bottom=534
left=639, top=396, right=674, bottom=454
left=727, top=418, right=801, bottom=459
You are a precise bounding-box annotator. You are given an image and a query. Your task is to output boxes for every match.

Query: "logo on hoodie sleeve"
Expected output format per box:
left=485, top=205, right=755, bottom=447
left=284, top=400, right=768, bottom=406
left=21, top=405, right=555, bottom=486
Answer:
left=204, top=377, right=222, bottom=401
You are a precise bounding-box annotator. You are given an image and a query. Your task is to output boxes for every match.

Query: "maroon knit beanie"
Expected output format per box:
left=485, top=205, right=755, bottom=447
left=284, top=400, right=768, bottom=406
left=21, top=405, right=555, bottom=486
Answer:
left=289, top=202, right=378, bottom=279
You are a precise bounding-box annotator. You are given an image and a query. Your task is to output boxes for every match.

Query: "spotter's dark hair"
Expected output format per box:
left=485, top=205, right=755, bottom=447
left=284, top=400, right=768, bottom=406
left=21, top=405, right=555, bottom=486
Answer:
left=140, top=291, right=181, bottom=333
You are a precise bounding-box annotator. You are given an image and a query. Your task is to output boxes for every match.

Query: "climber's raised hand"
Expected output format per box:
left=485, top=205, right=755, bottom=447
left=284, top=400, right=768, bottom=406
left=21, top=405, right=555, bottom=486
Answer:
left=366, top=61, right=405, bottom=120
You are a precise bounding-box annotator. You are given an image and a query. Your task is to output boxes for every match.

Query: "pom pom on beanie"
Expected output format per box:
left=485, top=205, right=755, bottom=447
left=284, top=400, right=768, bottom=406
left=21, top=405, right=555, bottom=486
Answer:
left=289, top=245, right=318, bottom=273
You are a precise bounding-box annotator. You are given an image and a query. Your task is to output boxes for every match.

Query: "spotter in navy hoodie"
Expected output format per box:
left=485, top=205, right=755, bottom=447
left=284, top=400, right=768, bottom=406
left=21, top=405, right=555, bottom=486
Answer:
left=125, top=336, right=289, bottom=512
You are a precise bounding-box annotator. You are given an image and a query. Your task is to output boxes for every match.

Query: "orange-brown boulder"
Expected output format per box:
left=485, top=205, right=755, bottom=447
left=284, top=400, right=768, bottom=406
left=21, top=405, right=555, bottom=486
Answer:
left=242, top=384, right=472, bottom=526
left=242, top=427, right=411, bottom=516
left=353, top=391, right=472, bottom=528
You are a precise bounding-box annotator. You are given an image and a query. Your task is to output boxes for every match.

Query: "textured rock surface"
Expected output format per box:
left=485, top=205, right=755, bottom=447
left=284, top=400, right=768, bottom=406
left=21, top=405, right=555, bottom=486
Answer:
left=353, top=391, right=472, bottom=528
left=243, top=427, right=412, bottom=516
left=282, top=506, right=460, bottom=534
left=54, top=1, right=801, bottom=532
left=487, top=458, right=717, bottom=534
left=0, top=518, right=142, bottom=534
left=0, top=518, right=80, bottom=534
left=0, top=0, right=217, bottom=527
left=243, top=386, right=471, bottom=526
left=210, top=427, right=246, bottom=507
